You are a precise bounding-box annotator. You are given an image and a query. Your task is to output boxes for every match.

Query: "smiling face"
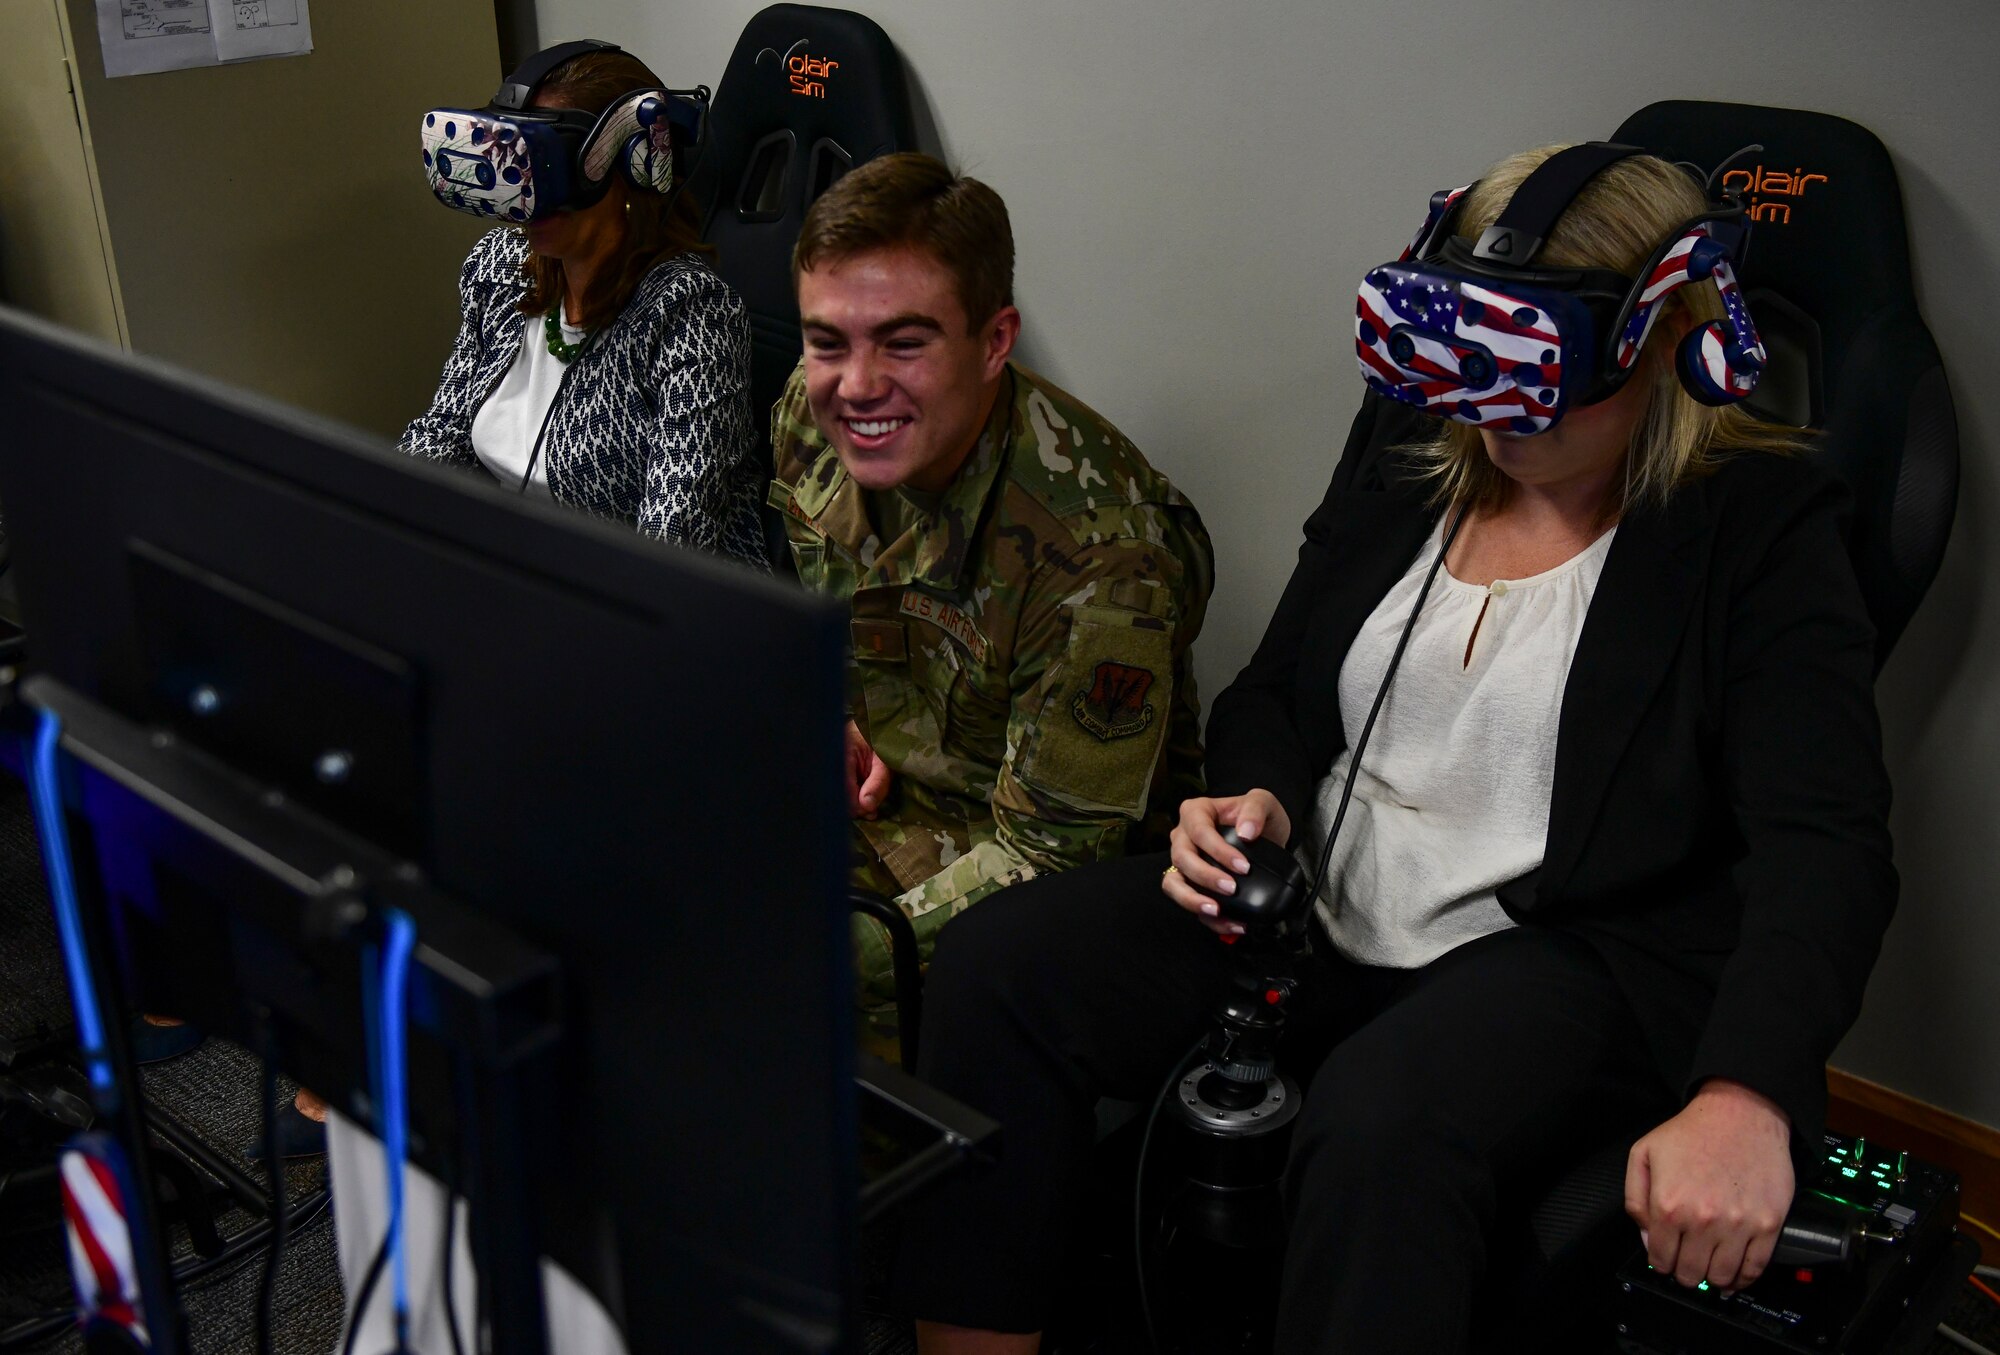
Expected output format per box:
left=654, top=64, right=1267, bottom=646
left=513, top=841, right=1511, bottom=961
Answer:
left=797, top=245, right=1020, bottom=494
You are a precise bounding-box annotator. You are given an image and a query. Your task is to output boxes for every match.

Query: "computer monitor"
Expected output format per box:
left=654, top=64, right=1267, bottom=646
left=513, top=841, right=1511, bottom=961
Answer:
left=0, top=305, right=854, bottom=1353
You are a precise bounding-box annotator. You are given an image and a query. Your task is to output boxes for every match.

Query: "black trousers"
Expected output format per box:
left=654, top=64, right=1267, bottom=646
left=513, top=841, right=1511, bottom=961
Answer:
left=888, top=852, right=1678, bottom=1353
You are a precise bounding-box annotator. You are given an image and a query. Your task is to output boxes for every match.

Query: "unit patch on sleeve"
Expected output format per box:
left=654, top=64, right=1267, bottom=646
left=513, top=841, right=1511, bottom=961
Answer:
left=1017, top=602, right=1176, bottom=819
left=1071, top=661, right=1156, bottom=742
left=899, top=590, right=991, bottom=665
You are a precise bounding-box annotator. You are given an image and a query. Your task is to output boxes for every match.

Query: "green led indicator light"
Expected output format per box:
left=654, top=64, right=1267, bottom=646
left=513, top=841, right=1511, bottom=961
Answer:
left=1698, top=1281, right=1711, bottom=1292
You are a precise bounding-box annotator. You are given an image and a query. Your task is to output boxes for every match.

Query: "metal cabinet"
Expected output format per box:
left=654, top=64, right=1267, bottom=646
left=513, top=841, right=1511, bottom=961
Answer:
left=0, top=0, right=502, bottom=437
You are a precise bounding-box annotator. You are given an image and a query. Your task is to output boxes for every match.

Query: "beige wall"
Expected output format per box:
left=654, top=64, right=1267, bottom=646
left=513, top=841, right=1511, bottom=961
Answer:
left=529, top=0, right=2000, bottom=1127
left=0, top=1, right=121, bottom=342
left=2, top=0, right=505, bottom=438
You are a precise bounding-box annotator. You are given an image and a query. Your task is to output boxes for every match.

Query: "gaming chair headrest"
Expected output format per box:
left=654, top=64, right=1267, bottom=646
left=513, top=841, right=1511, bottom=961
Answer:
left=1617, top=102, right=1910, bottom=377
left=1613, top=100, right=1956, bottom=665
left=699, top=4, right=918, bottom=570
left=706, top=5, right=915, bottom=251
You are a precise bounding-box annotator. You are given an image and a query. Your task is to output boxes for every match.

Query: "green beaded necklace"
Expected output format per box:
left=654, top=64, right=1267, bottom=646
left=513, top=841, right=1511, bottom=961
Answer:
left=544, top=307, right=586, bottom=363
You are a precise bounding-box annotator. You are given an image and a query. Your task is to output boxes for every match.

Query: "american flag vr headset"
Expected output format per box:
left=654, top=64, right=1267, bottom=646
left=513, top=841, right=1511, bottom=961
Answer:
left=420, top=39, right=709, bottom=223
left=1355, top=141, right=1768, bottom=435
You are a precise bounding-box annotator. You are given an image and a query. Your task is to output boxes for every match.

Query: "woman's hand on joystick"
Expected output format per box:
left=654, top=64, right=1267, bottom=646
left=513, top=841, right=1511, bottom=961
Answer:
left=1164, top=790, right=1292, bottom=935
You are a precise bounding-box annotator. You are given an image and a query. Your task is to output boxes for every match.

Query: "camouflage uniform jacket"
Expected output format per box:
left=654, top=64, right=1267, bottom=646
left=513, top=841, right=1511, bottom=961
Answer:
left=770, top=361, right=1215, bottom=996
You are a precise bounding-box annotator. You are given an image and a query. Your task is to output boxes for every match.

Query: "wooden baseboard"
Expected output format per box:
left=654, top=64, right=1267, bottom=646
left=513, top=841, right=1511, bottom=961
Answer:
left=1826, top=1066, right=2000, bottom=1239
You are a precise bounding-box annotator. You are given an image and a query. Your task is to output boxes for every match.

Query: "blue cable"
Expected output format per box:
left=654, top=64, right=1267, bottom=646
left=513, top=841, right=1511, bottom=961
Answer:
left=26, top=710, right=116, bottom=1098
left=378, top=909, right=417, bottom=1347
left=28, top=708, right=420, bottom=1349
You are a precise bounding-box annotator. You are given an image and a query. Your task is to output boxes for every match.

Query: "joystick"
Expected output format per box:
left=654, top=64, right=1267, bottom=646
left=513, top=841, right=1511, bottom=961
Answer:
left=1203, top=825, right=1312, bottom=932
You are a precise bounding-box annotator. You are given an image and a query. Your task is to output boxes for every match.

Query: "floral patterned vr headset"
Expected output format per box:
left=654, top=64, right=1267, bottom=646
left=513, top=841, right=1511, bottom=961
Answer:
left=420, top=39, right=708, bottom=223
left=1355, top=142, right=1768, bottom=435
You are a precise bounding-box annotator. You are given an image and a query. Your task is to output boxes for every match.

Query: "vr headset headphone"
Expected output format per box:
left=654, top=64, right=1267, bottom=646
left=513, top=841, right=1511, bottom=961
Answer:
left=420, top=39, right=709, bottom=223
left=1355, top=141, right=1768, bottom=435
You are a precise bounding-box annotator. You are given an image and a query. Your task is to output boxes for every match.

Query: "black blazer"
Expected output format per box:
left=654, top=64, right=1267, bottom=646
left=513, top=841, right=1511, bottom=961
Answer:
left=1205, top=397, right=1897, bottom=1151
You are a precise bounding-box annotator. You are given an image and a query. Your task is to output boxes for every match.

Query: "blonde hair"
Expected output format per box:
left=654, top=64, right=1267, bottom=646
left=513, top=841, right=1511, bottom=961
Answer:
left=1413, top=145, right=1804, bottom=512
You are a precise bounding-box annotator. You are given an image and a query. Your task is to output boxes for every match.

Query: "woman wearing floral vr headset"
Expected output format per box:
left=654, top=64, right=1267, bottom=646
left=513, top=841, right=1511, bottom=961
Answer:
left=891, top=145, right=1893, bottom=1355
left=399, top=41, right=767, bottom=567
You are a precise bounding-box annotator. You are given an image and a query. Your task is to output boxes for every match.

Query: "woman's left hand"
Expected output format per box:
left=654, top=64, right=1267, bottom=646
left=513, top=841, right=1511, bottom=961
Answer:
left=1623, top=1078, right=1794, bottom=1292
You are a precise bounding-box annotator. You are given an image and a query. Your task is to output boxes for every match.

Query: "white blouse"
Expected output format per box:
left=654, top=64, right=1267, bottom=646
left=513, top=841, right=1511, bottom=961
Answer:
left=470, top=312, right=589, bottom=500
left=1301, top=517, right=1617, bottom=968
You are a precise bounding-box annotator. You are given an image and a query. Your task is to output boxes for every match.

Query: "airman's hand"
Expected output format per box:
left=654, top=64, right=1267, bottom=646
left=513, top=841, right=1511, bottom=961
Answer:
left=846, top=720, right=891, bottom=819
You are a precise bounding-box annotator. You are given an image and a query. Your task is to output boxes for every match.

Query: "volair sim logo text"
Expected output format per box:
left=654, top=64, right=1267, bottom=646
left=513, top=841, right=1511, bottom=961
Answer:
left=1720, top=165, right=1829, bottom=225
left=755, top=38, right=839, bottom=98
left=788, top=52, right=838, bottom=97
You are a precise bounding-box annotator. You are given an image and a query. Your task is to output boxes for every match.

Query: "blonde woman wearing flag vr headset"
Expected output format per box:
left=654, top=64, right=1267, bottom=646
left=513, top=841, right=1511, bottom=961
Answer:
left=893, top=144, right=1894, bottom=1354
left=400, top=41, right=767, bottom=568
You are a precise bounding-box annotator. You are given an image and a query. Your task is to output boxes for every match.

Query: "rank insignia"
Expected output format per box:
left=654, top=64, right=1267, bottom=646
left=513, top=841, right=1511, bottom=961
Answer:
left=1071, top=662, right=1156, bottom=741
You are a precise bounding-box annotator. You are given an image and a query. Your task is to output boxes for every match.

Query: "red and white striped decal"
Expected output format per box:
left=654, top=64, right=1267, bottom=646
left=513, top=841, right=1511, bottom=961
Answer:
left=1637, top=231, right=1704, bottom=304
left=1616, top=226, right=1711, bottom=369
left=60, top=1145, right=150, bottom=1341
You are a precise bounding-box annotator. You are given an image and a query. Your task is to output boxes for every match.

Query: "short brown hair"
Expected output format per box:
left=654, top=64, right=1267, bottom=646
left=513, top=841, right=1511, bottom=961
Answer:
left=792, top=153, right=1014, bottom=330
left=517, top=49, right=711, bottom=328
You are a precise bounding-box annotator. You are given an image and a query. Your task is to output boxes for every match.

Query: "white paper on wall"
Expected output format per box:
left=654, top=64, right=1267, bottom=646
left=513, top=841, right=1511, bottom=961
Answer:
left=210, top=0, right=313, bottom=63
left=95, top=0, right=216, bottom=78
left=94, top=0, right=313, bottom=77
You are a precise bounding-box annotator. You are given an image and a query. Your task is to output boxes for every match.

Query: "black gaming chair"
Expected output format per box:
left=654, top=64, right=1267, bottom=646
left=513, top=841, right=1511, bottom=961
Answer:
left=698, top=3, right=917, bottom=566
left=1453, top=99, right=1958, bottom=1349
left=697, top=4, right=928, bottom=1059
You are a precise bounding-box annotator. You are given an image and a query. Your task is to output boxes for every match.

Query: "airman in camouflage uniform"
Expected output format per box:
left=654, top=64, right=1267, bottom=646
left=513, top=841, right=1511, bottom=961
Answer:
left=771, top=361, right=1214, bottom=1041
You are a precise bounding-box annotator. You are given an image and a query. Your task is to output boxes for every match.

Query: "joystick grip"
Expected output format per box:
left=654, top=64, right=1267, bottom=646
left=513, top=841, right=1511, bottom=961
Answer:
left=1770, top=1198, right=1862, bottom=1268
left=1201, top=826, right=1313, bottom=928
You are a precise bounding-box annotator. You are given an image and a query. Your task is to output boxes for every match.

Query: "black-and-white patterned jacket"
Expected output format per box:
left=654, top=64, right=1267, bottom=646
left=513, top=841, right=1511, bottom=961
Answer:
left=398, top=227, right=768, bottom=568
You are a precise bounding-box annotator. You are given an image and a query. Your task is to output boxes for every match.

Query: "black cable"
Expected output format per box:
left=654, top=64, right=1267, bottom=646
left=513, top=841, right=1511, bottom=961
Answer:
left=256, top=1034, right=290, bottom=1355
left=194, top=1187, right=330, bottom=1286
left=441, top=1149, right=466, bottom=1355
left=1135, top=1038, right=1206, bottom=1355
left=475, top=1220, right=492, bottom=1355
left=1704, top=142, right=1766, bottom=197
left=453, top=1048, right=494, bottom=1355
left=1937, top=1325, right=2000, bottom=1355
left=514, top=373, right=574, bottom=495
left=332, top=1148, right=464, bottom=1355
left=342, top=1226, right=393, bottom=1355
left=516, top=85, right=711, bottom=501
left=0, top=1188, right=333, bottom=1351
left=1303, top=500, right=1470, bottom=909
left=0, top=1311, right=71, bottom=1350
left=1132, top=501, right=1473, bottom=1353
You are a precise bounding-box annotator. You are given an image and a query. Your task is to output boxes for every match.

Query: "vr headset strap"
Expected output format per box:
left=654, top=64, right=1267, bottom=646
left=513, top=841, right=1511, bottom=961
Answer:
left=491, top=38, right=622, bottom=110
left=1473, top=142, right=1644, bottom=267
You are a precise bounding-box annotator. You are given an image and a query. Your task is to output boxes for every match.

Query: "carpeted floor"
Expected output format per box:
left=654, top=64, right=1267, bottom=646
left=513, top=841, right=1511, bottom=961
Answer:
left=0, top=772, right=346, bottom=1354
left=1, top=767, right=1993, bottom=1355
